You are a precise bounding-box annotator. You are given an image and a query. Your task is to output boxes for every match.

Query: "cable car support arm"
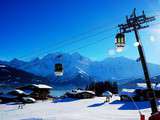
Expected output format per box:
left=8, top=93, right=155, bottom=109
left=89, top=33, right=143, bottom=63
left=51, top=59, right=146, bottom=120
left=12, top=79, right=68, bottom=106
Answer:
left=117, top=8, right=158, bottom=114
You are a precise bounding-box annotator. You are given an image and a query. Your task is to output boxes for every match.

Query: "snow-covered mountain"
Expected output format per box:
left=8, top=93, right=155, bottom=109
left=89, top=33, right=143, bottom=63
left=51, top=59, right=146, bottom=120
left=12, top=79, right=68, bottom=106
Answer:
left=0, top=64, right=48, bottom=88
left=1, top=52, right=160, bottom=85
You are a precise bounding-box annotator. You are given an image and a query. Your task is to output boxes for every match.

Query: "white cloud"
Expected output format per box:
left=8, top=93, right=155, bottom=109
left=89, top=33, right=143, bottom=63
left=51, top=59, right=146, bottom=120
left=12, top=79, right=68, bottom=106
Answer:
left=116, top=47, right=124, bottom=53
left=150, top=35, right=156, bottom=42
left=149, top=35, right=160, bottom=43
left=108, top=49, right=116, bottom=56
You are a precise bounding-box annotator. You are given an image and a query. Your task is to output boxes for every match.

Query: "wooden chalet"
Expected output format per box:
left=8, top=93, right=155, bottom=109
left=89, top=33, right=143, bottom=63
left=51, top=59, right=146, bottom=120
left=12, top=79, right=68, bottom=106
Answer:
left=119, top=83, right=160, bottom=101
left=0, top=89, right=29, bottom=103
left=65, top=89, right=95, bottom=99
left=17, top=84, right=53, bottom=100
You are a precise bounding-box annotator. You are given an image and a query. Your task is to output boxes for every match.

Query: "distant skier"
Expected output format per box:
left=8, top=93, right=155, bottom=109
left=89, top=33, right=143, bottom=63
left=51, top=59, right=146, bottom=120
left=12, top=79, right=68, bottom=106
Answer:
left=18, top=103, right=22, bottom=109
left=105, top=96, right=110, bottom=102
left=18, top=102, right=25, bottom=109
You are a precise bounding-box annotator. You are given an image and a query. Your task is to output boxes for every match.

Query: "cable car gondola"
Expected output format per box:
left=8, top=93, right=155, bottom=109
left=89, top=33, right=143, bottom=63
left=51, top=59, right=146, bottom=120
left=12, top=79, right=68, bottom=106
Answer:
left=54, top=63, right=63, bottom=77
left=115, top=33, right=125, bottom=52
left=115, top=33, right=125, bottom=48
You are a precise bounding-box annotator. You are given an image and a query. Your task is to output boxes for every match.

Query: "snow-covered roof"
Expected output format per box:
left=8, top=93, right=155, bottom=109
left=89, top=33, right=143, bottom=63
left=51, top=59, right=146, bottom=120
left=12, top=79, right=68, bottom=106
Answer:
left=103, top=91, right=112, bottom=96
left=85, top=90, right=95, bottom=95
left=22, top=97, right=36, bottom=102
left=136, top=83, right=156, bottom=90
left=119, top=89, right=136, bottom=97
left=8, top=89, right=29, bottom=95
left=32, top=84, right=52, bottom=89
left=23, top=90, right=33, bottom=95
left=71, top=90, right=83, bottom=94
left=70, top=90, right=95, bottom=95
left=0, top=65, right=6, bottom=68
left=14, top=89, right=25, bottom=94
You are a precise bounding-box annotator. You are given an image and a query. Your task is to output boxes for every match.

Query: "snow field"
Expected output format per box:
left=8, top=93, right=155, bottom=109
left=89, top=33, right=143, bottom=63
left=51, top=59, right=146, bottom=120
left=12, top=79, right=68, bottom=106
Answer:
left=0, top=96, right=153, bottom=120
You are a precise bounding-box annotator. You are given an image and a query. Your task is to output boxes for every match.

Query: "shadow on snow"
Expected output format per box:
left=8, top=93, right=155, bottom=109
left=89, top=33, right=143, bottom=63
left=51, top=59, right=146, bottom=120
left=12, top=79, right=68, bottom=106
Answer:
left=110, top=100, right=160, bottom=110
left=20, top=118, right=44, bottom=120
left=53, top=98, right=79, bottom=103
left=88, top=102, right=106, bottom=107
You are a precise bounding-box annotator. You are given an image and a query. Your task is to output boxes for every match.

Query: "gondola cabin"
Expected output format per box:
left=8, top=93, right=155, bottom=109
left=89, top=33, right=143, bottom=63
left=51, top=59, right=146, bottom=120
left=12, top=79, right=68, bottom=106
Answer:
left=54, top=63, right=63, bottom=76
left=115, top=33, right=125, bottom=48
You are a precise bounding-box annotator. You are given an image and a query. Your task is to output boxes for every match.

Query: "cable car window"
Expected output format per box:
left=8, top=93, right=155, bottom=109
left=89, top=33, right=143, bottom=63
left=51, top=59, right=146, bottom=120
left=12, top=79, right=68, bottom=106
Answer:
left=55, top=64, right=62, bottom=71
left=115, top=33, right=125, bottom=45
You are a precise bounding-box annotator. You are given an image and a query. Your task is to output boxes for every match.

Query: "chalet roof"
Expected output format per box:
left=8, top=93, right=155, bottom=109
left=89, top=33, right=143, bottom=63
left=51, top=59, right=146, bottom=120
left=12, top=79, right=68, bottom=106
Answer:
left=23, top=90, right=33, bottom=95
left=8, top=89, right=30, bottom=96
left=103, top=91, right=112, bottom=96
left=14, top=89, right=25, bottom=94
left=119, top=83, right=160, bottom=97
left=22, top=97, right=36, bottom=102
left=70, top=90, right=95, bottom=95
left=0, top=65, right=6, bottom=68
left=119, top=89, right=136, bottom=97
left=84, top=90, right=95, bottom=95
left=136, top=83, right=156, bottom=90
left=17, top=84, right=52, bottom=90
left=32, top=84, right=52, bottom=89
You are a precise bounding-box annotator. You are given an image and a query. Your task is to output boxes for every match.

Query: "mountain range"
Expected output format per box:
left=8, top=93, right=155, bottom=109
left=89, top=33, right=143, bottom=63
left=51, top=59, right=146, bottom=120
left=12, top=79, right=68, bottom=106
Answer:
left=0, top=52, right=160, bottom=88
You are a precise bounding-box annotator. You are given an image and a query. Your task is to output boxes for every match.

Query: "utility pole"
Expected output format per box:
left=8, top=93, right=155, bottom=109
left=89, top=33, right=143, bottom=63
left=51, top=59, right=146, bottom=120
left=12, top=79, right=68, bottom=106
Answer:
left=117, top=8, right=158, bottom=114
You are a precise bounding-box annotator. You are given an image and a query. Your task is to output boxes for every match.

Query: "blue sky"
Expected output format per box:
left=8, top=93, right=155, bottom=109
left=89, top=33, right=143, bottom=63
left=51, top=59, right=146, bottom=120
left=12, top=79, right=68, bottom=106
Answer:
left=0, top=0, right=160, bottom=64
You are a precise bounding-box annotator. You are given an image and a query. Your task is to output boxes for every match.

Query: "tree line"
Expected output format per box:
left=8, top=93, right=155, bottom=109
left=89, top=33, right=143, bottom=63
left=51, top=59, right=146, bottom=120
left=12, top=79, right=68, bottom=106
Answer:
left=86, top=81, right=118, bottom=96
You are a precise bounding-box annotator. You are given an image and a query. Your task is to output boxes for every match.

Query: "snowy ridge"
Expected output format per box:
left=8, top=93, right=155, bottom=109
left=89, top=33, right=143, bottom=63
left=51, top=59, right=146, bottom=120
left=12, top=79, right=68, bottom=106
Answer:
left=1, top=52, right=160, bottom=85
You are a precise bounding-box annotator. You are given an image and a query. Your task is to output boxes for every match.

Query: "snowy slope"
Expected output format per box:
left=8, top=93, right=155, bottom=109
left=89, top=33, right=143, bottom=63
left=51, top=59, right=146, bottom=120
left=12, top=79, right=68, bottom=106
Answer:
left=1, top=52, right=160, bottom=85
left=0, top=96, right=153, bottom=120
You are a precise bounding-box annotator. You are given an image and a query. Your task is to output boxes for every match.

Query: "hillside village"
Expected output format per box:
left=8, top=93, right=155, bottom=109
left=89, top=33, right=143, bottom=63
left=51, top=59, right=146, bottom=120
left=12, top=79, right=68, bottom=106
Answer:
left=1, top=54, right=160, bottom=120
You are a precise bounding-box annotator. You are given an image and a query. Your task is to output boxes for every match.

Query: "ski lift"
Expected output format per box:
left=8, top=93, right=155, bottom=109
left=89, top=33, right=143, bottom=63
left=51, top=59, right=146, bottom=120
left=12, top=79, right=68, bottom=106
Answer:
left=54, top=63, right=63, bottom=77
left=115, top=33, right=125, bottom=48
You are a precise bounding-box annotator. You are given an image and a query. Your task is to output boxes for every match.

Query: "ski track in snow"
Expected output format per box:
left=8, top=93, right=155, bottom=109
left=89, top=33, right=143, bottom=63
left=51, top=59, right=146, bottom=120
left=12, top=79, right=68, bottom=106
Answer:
left=0, top=96, right=154, bottom=120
